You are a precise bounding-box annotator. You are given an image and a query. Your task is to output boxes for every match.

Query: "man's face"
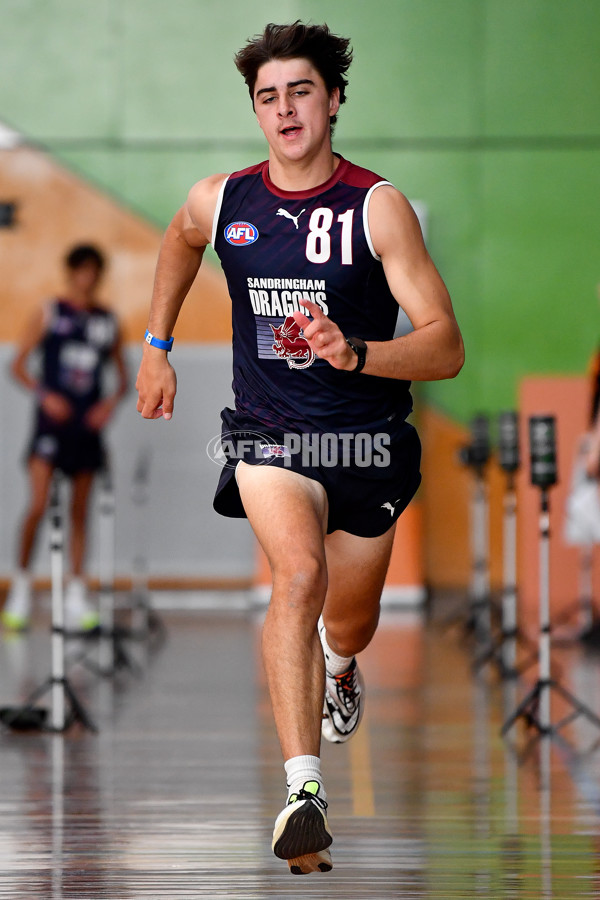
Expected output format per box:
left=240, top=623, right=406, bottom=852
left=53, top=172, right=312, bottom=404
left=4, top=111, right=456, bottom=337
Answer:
left=68, top=261, right=102, bottom=295
left=253, top=58, right=339, bottom=162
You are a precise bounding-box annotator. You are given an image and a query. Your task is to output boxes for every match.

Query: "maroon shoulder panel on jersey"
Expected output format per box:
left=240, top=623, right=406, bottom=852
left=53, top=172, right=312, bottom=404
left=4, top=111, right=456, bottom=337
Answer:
left=229, top=161, right=267, bottom=180
left=340, top=160, right=388, bottom=189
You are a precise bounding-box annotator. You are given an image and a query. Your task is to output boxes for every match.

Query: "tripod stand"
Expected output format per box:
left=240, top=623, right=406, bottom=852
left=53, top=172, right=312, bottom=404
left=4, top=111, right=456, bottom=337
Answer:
left=469, top=465, right=492, bottom=643
left=474, top=410, right=521, bottom=674
left=502, top=416, right=600, bottom=738
left=476, top=469, right=521, bottom=675
left=129, top=448, right=166, bottom=649
left=0, top=473, right=97, bottom=733
left=73, top=462, right=141, bottom=679
left=500, top=472, right=519, bottom=676
left=457, top=415, right=493, bottom=645
left=481, top=467, right=536, bottom=679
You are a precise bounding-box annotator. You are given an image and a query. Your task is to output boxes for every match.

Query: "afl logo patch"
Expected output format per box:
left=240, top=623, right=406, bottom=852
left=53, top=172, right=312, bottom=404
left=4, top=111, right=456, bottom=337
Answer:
left=224, top=221, right=259, bottom=246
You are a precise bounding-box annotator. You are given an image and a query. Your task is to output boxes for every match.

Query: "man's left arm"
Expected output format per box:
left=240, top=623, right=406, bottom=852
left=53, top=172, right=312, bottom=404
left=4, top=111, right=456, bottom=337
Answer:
left=293, top=186, right=464, bottom=380
left=362, top=186, right=464, bottom=380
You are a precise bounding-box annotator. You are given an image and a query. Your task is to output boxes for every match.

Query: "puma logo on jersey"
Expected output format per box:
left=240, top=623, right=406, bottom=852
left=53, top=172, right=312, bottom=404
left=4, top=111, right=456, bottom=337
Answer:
left=381, top=499, right=401, bottom=516
left=276, top=207, right=306, bottom=230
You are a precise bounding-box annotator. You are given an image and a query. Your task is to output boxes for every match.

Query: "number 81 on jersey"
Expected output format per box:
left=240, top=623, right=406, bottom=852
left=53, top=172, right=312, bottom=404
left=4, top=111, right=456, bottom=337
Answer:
left=305, top=208, right=354, bottom=265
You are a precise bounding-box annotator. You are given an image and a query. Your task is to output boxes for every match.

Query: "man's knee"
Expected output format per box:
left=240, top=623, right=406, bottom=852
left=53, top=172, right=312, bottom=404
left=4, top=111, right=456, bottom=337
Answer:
left=70, top=493, right=92, bottom=525
left=26, top=500, right=48, bottom=524
left=70, top=505, right=88, bottom=527
left=325, top=603, right=381, bottom=657
left=270, top=553, right=327, bottom=613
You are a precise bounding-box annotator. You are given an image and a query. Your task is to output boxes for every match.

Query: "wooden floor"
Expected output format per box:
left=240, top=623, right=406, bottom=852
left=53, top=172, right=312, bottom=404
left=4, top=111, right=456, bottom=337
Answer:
left=2, top=600, right=600, bottom=898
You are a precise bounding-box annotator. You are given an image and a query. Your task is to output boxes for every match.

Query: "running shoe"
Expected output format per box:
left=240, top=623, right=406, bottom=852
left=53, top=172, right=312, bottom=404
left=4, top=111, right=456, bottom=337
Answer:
left=1, top=609, right=30, bottom=631
left=1, top=573, right=32, bottom=631
left=65, top=578, right=99, bottom=632
left=272, top=780, right=333, bottom=874
left=321, top=657, right=365, bottom=744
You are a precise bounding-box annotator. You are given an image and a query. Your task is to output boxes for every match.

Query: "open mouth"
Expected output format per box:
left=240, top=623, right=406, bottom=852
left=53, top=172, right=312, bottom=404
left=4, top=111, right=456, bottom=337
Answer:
left=280, top=126, right=302, bottom=137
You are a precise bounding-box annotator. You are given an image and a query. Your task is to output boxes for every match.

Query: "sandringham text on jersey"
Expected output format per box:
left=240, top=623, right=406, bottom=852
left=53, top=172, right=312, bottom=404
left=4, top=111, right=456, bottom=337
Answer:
left=247, top=276, right=328, bottom=317
left=247, top=278, right=327, bottom=290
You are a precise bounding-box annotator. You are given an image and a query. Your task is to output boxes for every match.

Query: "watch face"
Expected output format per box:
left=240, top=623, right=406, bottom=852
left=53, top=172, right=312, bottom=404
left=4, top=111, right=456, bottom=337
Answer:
left=347, top=337, right=366, bottom=353
left=346, top=337, right=367, bottom=372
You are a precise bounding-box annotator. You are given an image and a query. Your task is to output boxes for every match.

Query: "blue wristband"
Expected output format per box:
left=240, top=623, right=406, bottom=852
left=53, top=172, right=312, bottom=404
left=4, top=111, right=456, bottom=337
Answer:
left=144, top=330, right=174, bottom=352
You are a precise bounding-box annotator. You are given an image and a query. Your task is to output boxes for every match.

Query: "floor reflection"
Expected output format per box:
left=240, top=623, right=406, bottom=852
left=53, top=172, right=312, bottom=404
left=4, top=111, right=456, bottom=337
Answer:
left=2, top=606, right=600, bottom=896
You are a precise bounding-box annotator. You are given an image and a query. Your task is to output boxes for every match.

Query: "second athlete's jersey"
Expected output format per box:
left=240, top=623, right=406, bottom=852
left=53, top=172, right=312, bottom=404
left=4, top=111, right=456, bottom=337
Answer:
left=39, top=299, right=118, bottom=418
left=212, top=154, right=413, bottom=434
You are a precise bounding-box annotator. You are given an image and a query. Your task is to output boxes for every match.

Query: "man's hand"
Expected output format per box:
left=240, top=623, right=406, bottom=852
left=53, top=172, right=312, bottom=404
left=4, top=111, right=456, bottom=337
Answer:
left=84, top=397, right=117, bottom=432
left=40, top=391, right=73, bottom=423
left=292, top=300, right=356, bottom=371
left=136, top=347, right=177, bottom=420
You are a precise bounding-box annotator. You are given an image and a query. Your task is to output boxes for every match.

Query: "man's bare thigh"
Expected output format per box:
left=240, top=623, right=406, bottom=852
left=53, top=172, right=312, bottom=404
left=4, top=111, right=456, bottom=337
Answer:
left=324, top=524, right=397, bottom=616
left=235, top=461, right=329, bottom=566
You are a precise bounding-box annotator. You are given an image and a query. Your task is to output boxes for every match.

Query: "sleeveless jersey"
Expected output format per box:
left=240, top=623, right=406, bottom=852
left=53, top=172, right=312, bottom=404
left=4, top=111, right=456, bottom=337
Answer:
left=213, top=155, right=413, bottom=434
left=39, top=299, right=118, bottom=418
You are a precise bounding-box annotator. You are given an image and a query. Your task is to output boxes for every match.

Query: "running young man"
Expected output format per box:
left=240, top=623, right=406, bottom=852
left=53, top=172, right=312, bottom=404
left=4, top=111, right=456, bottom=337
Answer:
left=136, top=22, right=464, bottom=874
left=2, top=244, right=128, bottom=632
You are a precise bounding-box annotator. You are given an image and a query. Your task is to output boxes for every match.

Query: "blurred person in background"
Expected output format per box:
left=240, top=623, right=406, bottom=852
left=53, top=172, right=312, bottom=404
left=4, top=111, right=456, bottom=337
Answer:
left=1, top=244, right=128, bottom=632
left=586, top=285, right=600, bottom=477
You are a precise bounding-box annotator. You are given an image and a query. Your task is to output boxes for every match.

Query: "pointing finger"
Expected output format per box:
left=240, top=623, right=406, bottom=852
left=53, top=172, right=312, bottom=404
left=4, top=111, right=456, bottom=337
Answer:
left=292, top=310, right=311, bottom=330
left=298, top=299, right=325, bottom=319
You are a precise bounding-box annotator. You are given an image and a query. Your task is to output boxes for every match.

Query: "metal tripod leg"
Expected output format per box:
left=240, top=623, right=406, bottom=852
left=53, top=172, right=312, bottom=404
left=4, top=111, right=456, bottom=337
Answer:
left=503, top=488, right=600, bottom=738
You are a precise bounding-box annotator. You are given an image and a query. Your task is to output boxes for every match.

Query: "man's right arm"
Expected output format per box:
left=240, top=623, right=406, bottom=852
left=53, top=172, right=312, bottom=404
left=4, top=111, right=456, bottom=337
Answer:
left=11, top=305, right=73, bottom=422
left=136, top=173, right=227, bottom=420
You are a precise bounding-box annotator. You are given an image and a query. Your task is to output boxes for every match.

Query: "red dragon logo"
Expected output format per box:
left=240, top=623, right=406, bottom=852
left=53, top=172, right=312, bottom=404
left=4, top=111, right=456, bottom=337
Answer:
left=269, top=316, right=315, bottom=370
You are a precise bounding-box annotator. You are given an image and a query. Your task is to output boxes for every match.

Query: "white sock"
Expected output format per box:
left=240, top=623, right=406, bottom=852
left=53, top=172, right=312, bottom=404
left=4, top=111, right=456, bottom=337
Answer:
left=318, top=615, right=354, bottom=676
left=13, top=568, right=31, bottom=588
left=284, top=755, right=326, bottom=803
left=4, top=569, right=32, bottom=618
left=65, top=577, right=89, bottom=613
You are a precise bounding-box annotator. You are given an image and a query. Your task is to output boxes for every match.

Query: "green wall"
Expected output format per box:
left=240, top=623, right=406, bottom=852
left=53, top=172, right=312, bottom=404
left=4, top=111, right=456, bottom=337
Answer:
left=1, top=0, right=599, bottom=421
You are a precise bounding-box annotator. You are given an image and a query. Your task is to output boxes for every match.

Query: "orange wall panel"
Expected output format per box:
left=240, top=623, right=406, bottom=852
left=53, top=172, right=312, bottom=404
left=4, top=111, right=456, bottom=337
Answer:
left=385, top=501, right=424, bottom=588
left=0, top=146, right=232, bottom=344
left=420, top=407, right=505, bottom=591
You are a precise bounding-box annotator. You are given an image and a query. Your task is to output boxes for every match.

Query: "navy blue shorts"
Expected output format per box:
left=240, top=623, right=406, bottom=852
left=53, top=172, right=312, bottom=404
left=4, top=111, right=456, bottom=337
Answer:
left=213, top=407, right=421, bottom=538
left=27, top=410, right=105, bottom=477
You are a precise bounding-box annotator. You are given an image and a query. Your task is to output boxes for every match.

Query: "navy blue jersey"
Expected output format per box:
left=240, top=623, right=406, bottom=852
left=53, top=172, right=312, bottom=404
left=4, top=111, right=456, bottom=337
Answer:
left=212, top=155, right=413, bottom=434
left=39, top=299, right=118, bottom=417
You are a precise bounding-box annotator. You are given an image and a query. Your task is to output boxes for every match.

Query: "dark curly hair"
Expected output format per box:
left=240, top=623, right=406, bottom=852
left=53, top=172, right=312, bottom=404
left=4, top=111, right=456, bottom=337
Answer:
left=64, top=243, right=105, bottom=272
left=234, top=22, right=353, bottom=135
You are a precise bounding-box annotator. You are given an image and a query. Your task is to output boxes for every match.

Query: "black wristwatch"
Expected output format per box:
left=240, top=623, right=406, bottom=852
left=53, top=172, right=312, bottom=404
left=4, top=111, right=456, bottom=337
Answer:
left=345, top=336, right=368, bottom=373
